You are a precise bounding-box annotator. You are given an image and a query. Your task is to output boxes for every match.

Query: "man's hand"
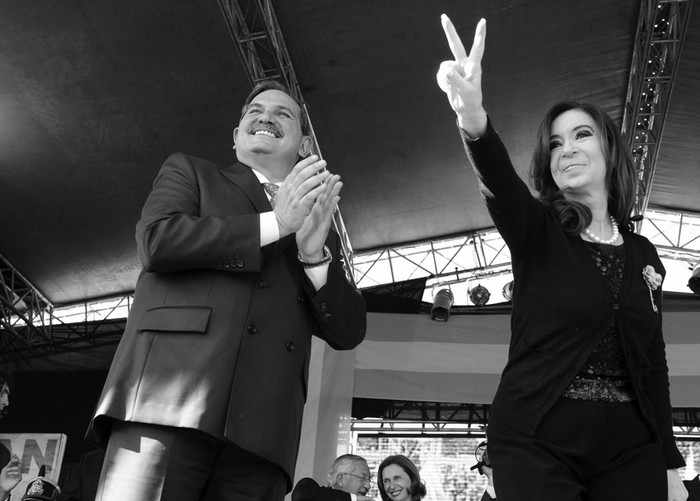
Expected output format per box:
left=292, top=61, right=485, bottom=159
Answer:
left=0, top=454, right=22, bottom=497
left=436, top=15, right=488, bottom=136
left=274, top=155, right=330, bottom=238
left=667, top=469, right=688, bottom=501
left=296, top=172, right=342, bottom=261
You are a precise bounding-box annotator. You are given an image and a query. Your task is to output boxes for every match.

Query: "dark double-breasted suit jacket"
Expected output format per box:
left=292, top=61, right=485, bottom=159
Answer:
left=89, top=152, right=367, bottom=486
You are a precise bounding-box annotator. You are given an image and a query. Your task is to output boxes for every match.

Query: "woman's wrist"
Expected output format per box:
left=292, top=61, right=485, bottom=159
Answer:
left=456, top=109, right=488, bottom=138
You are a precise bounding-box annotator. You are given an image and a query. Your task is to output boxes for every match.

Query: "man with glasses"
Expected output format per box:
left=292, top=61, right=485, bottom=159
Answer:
left=293, top=454, right=374, bottom=501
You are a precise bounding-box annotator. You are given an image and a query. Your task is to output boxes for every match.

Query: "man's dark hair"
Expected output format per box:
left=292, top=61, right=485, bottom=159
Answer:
left=0, top=370, right=13, bottom=419
left=0, top=371, right=13, bottom=389
left=239, top=80, right=311, bottom=136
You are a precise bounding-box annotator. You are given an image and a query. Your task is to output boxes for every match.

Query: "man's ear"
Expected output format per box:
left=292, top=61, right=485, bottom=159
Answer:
left=298, top=135, right=313, bottom=158
left=335, top=474, right=345, bottom=489
left=233, top=127, right=239, bottom=148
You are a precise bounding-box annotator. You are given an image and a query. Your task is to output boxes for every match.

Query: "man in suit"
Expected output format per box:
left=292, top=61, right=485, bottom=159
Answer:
left=89, top=80, right=367, bottom=501
left=292, top=454, right=374, bottom=501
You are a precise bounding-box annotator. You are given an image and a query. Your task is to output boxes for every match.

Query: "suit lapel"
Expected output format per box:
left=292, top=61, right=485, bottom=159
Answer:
left=219, top=162, right=296, bottom=264
left=219, top=162, right=271, bottom=213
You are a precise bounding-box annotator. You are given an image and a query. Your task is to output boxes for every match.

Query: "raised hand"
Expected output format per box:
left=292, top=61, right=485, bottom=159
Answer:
left=274, top=154, right=330, bottom=238
left=296, top=172, right=342, bottom=261
left=436, top=15, right=488, bottom=135
left=0, top=454, right=22, bottom=496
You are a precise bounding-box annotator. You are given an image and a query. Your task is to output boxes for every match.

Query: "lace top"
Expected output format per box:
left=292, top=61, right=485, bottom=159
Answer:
left=562, top=241, right=636, bottom=402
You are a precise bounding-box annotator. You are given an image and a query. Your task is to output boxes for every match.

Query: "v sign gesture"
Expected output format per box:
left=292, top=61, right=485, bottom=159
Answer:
left=436, top=15, right=488, bottom=137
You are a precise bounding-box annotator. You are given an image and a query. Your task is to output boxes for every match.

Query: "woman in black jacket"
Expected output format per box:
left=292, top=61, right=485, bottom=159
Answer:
left=435, top=15, right=687, bottom=501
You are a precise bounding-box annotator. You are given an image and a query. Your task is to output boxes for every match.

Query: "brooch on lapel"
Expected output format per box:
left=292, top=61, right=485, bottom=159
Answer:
left=642, top=265, right=663, bottom=313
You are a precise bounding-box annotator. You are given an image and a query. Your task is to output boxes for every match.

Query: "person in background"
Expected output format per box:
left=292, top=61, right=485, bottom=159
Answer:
left=436, top=14, right=686, bottom=501
left=88, top=79, right=367, bottom=501
left=56, top=448, right=105, bottom=501
left=292, top=454, right=374, bottom=501
left=1, top=371, right=22, bottom=501
left=377, top=455, right=426, bottom=501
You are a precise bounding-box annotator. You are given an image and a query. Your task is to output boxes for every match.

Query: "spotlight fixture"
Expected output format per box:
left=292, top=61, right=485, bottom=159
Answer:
left=502, top=280, right=514, bottom=302
left=431, top=288, right=454, bottom=321
left=469, top=284, right=490, bottom=306
left=689, top=264, right=700, bottom=295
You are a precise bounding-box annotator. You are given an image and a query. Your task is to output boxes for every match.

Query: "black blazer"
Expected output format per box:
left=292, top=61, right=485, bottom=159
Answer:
left=90, top=153, right=367, bottom=488
left=463, top=121, right=684, bottom=468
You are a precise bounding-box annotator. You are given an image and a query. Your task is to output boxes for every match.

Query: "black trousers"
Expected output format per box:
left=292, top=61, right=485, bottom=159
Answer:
left=487, top=398, right=667, bottom=501
left=96, top=421, right=288, bottom=501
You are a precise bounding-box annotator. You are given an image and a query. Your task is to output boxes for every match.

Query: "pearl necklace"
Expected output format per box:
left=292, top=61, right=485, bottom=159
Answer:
left=584, top=216, right=619, bottom=245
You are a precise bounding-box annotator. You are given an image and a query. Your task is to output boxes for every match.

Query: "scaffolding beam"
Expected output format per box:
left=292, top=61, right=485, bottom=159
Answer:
left=0, top=254, right=54, bottom=352
left=621, top=0, right=692, bottom=227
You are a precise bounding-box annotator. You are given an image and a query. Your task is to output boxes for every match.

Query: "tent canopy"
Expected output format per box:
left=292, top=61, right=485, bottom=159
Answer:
left=1, top=0, right=699, bottom=306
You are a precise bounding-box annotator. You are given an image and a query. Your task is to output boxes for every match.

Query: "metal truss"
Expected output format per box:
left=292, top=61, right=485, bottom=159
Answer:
left=621, top=0, right=692, bottom=224
left=352, top=401, right=490, bottom=435
left=0, top=253, right=54, bottom=352
left=350, top=401, right=700, bottom=438
left=217, top=0, right=356, bottom=284
left=0, top=291, right=132, bottom=368
left=353, top=229, right=511, bottom=290
left=641, top=207, right=700, bottom=264
left=674, top=408, right=700, bottom=438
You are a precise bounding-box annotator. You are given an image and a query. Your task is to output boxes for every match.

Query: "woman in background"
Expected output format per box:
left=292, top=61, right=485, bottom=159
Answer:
left=377, top=455, right=426, bottom=501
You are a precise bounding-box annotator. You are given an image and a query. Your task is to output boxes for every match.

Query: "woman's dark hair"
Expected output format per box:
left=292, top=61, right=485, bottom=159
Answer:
left=530, top=101, right=638, bottom=234
left=377, top=455, right=427, bottom=501
left=239, top=80, right=311, bottom=136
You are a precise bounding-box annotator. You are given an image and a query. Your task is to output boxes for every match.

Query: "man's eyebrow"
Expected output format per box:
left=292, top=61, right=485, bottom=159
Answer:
left=248, top=102, right=298, bottom=117
left=273, top=104, right=298, bottom=117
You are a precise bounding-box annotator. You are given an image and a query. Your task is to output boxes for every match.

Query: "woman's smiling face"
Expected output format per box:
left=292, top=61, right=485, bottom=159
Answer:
left=548, top=108, right=608, bottom=200
left=382, top=463, right=412, bottom=501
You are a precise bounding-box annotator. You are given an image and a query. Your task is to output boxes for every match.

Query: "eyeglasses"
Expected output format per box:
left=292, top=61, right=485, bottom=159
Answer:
left=341, top=472, right=372, bottom=485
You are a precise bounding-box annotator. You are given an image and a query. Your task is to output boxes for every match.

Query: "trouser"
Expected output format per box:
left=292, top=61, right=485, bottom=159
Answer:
left=95, top=421, right=288, bottom=501
left=487, top=398, right=667, bottom=501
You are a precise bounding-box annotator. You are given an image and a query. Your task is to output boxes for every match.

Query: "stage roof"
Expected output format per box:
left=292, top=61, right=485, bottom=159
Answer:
left=1, top=0, right=699, bottom=306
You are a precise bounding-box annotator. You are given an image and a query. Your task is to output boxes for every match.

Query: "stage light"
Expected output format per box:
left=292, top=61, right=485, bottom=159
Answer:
left=469, top=284, right=490, bottom=306
left=689, top=264, right=700, bottom=295
left=431, top=288, right=454, bottom=321
left=502, top=280, right=514, bottom=302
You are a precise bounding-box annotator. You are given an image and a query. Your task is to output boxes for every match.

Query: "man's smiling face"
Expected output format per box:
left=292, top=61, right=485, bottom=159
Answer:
left=234, top=89, right=310, bottom=167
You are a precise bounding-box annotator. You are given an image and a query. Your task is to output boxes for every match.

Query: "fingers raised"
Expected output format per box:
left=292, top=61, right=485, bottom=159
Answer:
left=440, top=15, right=486, bottom=65
left=468, top=18, right=487, bottom=66
left=441, top=14, right=468, bottom=62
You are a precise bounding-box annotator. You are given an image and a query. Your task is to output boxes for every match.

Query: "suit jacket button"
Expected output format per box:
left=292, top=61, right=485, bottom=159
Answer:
left=237, top=259, right=245, bottom=268
left=257, top=279, right=267, bottom=288
left=247, top=324, right=257, bottom=335
left=223, top=263, right=231, bottom=269
left=286, top=342, right=295, bottom=352
left=297, top=295, right=305, bottom=304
